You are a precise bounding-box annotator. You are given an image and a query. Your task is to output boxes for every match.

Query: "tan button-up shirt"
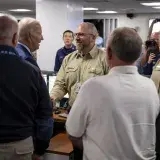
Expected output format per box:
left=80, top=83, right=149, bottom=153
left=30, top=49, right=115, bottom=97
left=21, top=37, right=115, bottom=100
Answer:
left=151, top=60, right=160, bottom=97
left=50, top=45, right=109, bottom=106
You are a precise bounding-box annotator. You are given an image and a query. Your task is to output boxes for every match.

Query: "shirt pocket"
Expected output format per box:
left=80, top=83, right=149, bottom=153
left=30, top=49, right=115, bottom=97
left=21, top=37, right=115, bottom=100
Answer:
left=88, top=66, right=103, bottom=76
left=66, top=66, right=78, bottom=73
left=65, top=66, right=78, bottom=83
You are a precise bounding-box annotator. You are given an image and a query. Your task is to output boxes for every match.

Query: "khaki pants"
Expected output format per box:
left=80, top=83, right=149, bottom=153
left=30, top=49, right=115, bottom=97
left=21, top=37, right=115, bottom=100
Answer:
left=0, top=137, right=34, bottom=160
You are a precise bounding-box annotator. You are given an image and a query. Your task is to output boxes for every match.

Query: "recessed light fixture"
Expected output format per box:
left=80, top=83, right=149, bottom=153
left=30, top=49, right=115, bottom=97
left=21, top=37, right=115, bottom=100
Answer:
left=152, top=6, right=160, bottom=9
left=141, top=2, right=160, bottom=6
left=9, top=9, right=32, bottom=12
left=82, top=7, right=98, bottom=11
left=97, top=11, right=117, bottom=14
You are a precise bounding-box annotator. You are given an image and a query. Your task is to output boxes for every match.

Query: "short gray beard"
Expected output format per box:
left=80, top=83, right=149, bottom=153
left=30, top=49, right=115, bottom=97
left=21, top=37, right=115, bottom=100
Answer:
left=76, top=43, right=84, bottom=53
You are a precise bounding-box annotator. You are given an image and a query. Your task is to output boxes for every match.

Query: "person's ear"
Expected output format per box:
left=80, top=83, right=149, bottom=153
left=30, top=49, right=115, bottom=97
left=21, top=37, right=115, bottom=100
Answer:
left=90, top=34, right=96, bottom=42
left=72, top=35, right=74, bottom=41
left=106, top=46, right=112, bottom=60
left=12, top=32, right=19, bottom=47
left=28, top=31, right=32, bottom=43
left=93, top=34, right=96, bottom=40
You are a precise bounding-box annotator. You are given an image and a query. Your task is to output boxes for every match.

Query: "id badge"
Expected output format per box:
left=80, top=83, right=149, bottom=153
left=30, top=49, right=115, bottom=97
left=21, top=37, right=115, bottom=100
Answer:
left=75, top=82, right=81, bottom=93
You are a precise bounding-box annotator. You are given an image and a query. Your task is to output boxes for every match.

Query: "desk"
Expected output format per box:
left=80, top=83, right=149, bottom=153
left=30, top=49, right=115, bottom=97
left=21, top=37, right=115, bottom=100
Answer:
left=53, top=110, right=67, bottom=136
left=53, top=110, right=67, bottom=123
left=44, top=133, right=74, bottom=160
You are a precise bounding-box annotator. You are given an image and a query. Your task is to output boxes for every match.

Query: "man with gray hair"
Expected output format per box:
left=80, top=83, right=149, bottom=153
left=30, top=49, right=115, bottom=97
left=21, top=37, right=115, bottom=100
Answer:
left=0, top=13, right=53, bottom=160
left=16, top=17, right=44, bottom=67
left=66, top=27, right=160, bottom=160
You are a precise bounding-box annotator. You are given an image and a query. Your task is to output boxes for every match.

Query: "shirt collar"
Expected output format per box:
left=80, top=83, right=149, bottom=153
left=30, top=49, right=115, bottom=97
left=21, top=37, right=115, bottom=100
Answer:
left=18, top=42, right=31, bottom=53
left=108, top=66, right=138, bottom=75
left=76, top=45, right=98, bottom=59
left=64, top=44, right=75, bottom=50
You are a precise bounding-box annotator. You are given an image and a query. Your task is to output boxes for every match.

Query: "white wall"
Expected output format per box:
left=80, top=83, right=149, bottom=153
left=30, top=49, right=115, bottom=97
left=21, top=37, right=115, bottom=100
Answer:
left=84, top=13, right=160, bottom=42
left=36, top=0, right=83, bottom=71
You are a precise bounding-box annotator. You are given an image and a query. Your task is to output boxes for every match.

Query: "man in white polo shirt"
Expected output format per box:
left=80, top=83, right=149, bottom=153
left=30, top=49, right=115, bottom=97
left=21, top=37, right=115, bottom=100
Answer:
left=66, top=27, right=160, bottom=160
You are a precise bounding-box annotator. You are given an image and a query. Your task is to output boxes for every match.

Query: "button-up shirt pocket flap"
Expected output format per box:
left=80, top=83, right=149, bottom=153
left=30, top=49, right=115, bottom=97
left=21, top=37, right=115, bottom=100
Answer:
left=88, top=67, right=102, bottom=75
left=66, top=66, right=78, bottom=73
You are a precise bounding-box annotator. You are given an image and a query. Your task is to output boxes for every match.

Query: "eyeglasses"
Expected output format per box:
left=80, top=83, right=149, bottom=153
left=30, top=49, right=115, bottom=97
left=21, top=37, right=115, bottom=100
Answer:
left=74, top=33, right=95, bottom=37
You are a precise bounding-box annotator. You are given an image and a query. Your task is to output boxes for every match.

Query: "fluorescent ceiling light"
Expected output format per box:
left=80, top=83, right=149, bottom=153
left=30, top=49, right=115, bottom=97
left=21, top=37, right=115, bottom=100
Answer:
left=152, top=6, right=160, bottom=9
left=97, top=11, right=117, bottom=14
left=9, top=9, right=32, bottom=12
left=82, top=7, right=98, bottom=11
left=141, top=2, right=160, bottom=6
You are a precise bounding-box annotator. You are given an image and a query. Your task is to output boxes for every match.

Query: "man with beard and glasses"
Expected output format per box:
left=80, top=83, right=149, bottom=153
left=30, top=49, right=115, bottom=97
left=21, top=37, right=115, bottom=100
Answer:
left=50, top=22, right=108, bottom=107
left=50, top=22, right=108, bottom=160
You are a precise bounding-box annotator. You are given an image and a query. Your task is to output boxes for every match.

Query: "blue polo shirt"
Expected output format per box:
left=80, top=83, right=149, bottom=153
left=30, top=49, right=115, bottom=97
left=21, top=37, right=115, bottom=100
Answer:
left=54, top=45, right=76, bottom=73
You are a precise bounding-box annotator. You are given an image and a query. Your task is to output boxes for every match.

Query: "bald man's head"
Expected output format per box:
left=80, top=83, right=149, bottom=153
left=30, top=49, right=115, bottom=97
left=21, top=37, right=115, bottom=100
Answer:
left=0, top=13, right=18, bottom=47
left=18, top=17, right=43, bottom=52
left=78, top=22, right=98, bottom=36
left=75, top=22, right=98, bottom=52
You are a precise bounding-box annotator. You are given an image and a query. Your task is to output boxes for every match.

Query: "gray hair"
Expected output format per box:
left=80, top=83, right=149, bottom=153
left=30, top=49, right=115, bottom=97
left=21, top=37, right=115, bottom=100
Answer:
left=81, top=22, right=98, bottom=36
left=0, top=13, right=18, bottom=38
left=109, top=27, right=142, bottom=63
left=18, top=17, right=40, bottom=41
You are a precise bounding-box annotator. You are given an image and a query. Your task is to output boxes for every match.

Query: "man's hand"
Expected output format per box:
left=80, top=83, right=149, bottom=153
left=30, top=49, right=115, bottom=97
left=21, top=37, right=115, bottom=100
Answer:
left=148, top=53, right=156, bottom=64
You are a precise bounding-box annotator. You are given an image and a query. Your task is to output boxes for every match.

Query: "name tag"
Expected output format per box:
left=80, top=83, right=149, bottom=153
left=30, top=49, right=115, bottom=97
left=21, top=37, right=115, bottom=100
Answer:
left=75, top=82, right=81, bottom=94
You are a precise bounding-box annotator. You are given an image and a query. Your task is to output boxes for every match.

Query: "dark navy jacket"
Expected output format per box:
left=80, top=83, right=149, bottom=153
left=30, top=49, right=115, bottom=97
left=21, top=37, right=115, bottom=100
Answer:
left=0, top=45, right=53, bottom=155
left=16, top=43, right=39, bottom=68
left=143, top=53, right=160, bottom=77
left=54, top=45, right=76, bottom=73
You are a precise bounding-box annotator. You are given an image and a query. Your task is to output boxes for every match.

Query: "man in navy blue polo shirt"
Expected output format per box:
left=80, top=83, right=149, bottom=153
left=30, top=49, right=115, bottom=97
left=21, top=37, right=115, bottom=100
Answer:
left=54, top=30, right=76, bottom=74
left=0, top=13, right=53, bottom=160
